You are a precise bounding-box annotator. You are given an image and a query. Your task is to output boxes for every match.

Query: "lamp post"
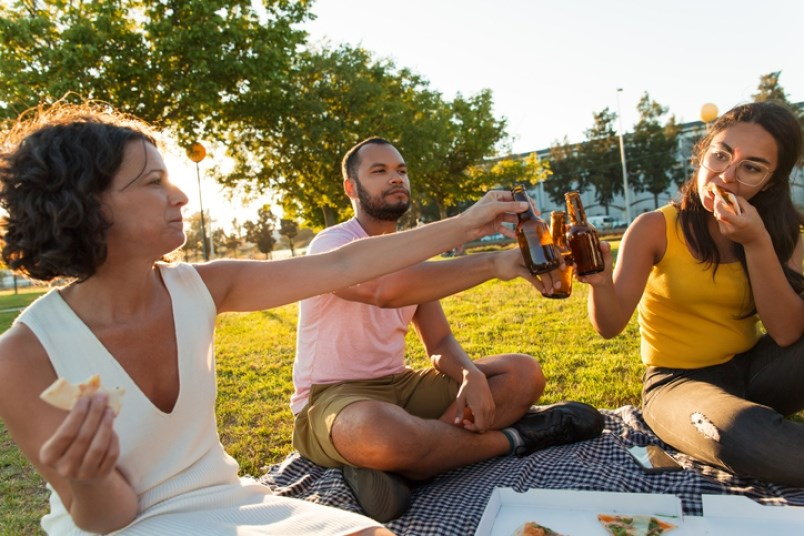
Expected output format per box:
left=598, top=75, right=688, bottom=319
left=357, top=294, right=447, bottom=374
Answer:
left=616, top=88, right=632, bottom=225
left=187, top=142, right=209, bottom=261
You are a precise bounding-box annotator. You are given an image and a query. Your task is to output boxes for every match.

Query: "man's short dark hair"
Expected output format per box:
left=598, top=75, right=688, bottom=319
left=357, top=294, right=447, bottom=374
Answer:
left=341, top=137, right=394, bottom=182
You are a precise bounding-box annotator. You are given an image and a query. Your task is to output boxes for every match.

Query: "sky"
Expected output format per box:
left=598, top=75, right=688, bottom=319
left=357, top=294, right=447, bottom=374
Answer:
left=176, top=0, right=803, bottom=233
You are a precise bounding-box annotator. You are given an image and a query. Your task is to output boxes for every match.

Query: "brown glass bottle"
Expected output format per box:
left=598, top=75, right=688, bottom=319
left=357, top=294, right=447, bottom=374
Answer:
left=511, top=185, right=560, bottom=275
left=544, top=211, right=573, bottom=299
left=564, top=191, right=605, bottom=276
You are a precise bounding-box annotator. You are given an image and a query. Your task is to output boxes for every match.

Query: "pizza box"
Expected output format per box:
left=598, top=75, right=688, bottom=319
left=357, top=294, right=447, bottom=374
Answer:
left=681, top=494, right=804, bottom=535
left=474, top=488, right=684, bottom=535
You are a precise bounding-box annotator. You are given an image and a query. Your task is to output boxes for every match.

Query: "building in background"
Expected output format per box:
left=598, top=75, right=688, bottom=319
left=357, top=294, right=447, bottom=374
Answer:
left=519, top=106, right=804, bottom=224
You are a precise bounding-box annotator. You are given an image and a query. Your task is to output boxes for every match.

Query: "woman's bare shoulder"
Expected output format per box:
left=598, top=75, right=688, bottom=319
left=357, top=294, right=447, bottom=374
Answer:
left=0, top=323, right=57, bottom=413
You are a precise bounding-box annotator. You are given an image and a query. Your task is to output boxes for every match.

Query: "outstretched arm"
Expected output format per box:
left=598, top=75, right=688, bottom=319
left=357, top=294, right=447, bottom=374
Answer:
left=331, top=247, right=547, bottom=308
left=579, top=211, right=664, bottom=338
left=199, top=190, right=529, bottom=313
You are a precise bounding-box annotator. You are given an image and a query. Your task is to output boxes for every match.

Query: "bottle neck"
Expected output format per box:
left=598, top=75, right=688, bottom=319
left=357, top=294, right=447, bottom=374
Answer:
left=512, top=187, right=537, bottom=221
left=550, top=213, right=568, bottom=248
left=566, top=194, right=588, bottom=225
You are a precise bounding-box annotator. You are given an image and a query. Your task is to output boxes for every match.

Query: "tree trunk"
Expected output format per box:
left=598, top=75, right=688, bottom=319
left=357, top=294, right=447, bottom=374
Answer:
left=322, top=205, right=338, bottom=227
left=437, top=201, right=448, bottom=221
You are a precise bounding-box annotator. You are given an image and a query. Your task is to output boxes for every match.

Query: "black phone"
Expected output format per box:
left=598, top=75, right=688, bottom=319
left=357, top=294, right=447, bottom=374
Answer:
left=627, top=445, right=683, bottom=474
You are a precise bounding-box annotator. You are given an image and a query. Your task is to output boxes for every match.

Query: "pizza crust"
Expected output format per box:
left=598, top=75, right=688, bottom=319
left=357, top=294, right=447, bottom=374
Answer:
left=709, top=183, right=741, bottom=215
left=512, top=521, right=567, bottom=536
left=40, top=374, right=125, bottom=415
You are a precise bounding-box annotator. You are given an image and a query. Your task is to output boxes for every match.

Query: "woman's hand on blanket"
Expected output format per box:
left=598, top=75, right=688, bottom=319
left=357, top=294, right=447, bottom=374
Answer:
left=39, top=392, right=120, bottom=481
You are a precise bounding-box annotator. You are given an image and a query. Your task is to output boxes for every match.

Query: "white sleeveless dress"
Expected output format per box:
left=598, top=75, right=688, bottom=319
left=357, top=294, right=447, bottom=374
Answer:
left=17, top=262, right=378, bottom=535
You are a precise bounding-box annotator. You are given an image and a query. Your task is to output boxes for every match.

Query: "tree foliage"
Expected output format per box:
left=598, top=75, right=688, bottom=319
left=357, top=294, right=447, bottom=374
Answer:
left=218, top=45, right=430, bottom=228
left=410, top=91, right=507, bottom=220
left=577, top=108, right=622, bottom=213
left=0, top=0, right=310, bottom=146
left=752, top=71, right=803, bottom=125
left=628, top=93, right=683, bottom=210
left=545, top=137, right=584, bottom=205
left=243, top=205, right=276, bottom=258
left=279, top=218, right=298, bottom=256
left=468, top=153, right=551, bottom=192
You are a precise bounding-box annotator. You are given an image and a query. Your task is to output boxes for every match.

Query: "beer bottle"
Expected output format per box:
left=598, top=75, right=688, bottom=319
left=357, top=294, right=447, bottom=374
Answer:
left=511, top=185, right=560, bottom=275
left=544, top=211, right=573, bottom=299
left=564, top=191, right=605, bottom=276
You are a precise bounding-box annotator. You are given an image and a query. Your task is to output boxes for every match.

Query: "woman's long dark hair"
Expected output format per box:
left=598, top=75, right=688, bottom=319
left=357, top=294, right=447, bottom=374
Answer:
left=0, top=102, right=157, bottom=281
left=676, top=100, right=804, bottom=298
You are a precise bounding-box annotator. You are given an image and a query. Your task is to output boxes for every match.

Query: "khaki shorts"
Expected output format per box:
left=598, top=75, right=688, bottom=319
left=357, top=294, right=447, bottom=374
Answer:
left=292, top=369, right=459, bottom=468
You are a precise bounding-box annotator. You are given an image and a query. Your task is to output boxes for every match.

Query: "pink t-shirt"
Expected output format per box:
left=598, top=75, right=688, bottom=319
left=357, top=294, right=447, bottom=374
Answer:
left=290, top=218, right=417, bottom=414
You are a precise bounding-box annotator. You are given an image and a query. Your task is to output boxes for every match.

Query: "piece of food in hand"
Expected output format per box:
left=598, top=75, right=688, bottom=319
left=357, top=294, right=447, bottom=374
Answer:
left=598, top=513, right=677, bottom=536
left=710, top=183, right=741, bottom=215
left=40, top=374, right=125, bottom=415
left=512, top=521, right=567, bottom=536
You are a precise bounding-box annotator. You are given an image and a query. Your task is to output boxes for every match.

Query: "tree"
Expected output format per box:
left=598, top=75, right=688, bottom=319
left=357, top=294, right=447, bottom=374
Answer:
left=243, top=205, right=276, bottom=259
left=0, top=0, right=310, bottom=145
left=279, top=218, right=299, bottom=257
left=578, top=108, right=622, bottom=213
left=628, top=93, right=683, bottom=209
left=182, top=212, right=208, bottom=261
left=753, top=71, right=789, bottom=103
left=545, top=137, right=584, bottom=205
left=411, top=90, right=507, bottom=220
left=752, top=71, right=803, bottom=124
left=218, top=45, right=429, bottom=228
left=468, top=153, right=551, bottom=193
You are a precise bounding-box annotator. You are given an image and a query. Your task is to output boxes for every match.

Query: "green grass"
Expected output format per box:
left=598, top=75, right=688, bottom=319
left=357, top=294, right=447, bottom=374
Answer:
left=0, top=242, right=799, bottom=533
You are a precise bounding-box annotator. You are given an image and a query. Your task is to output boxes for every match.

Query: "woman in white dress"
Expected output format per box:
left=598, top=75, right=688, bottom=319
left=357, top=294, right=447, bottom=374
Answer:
left=0, top=102, right=526, bottom=535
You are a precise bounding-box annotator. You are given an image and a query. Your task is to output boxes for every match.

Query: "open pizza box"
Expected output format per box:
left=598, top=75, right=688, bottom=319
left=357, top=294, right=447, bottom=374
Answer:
left=474, top=488, right=804, bottom=535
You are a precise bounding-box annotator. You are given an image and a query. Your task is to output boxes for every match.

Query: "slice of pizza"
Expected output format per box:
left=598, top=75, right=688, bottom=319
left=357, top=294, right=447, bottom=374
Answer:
left=512, top=521, right=567, bottom=536
left=598, top=513, right=677, bottom=536
left=709, top=183, right=741, bottom=215
left=40, top=374, right=125, bottom=415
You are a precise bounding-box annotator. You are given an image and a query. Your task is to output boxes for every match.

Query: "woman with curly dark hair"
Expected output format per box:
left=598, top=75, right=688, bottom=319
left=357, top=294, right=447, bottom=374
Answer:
left=0, top=102, right=527, bottom=535
left=579, top=100, right=804, bottom=486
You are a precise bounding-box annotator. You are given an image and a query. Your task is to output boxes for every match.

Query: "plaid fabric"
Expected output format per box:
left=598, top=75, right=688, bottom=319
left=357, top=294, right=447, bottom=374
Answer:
left=258, top=406, right=804, bottom=535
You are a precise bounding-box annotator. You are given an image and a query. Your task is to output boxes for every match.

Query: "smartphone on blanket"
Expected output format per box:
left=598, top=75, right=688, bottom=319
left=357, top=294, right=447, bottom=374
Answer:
left=627, top=445, right=683, bottom=474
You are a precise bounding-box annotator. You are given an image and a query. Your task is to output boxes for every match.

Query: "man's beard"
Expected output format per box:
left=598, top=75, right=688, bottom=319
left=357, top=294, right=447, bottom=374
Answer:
left=354, top=179, right=410, bottom=222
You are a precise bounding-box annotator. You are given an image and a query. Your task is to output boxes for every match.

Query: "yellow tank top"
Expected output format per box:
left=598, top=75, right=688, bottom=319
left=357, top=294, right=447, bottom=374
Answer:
left=638, top=205, right=761, bottom=368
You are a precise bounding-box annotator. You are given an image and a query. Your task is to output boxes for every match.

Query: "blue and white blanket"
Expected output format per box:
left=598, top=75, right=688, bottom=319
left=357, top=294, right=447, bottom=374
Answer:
left=259, top=406, right=804, bottom=535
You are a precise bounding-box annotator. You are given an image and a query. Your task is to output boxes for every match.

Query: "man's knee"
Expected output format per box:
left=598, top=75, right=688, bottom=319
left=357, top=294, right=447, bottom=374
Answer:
left=503, top=353, right=545, bottom=403
left=331, top=402, right=421, bottom=466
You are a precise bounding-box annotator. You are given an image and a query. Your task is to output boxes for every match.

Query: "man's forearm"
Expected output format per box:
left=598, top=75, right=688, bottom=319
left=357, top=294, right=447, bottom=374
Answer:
left=373, top=252, right=499, bottom=308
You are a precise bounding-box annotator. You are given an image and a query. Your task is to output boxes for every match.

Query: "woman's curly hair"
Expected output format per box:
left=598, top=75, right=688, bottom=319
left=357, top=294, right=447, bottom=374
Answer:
left=0, top=101, right=157, bottom=282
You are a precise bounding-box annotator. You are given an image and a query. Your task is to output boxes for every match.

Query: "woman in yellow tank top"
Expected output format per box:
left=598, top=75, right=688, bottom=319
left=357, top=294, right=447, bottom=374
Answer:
left=579, top=101, right=804, bottom=487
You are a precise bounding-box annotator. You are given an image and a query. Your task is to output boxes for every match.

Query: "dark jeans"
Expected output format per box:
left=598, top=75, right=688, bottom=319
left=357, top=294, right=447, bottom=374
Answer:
left=642, top=334, right=804, bottom=487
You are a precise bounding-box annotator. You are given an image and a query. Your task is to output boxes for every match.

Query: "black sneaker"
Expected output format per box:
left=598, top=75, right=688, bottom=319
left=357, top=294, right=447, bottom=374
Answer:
left=342, top=466, right=411, bottom=522
left=511, top=401, right=604, bottom=456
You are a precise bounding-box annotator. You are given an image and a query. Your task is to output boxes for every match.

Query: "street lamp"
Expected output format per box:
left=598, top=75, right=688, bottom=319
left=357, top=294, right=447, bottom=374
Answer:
left=616, top=88, right=632, bottom=225
left=187, top=142, right=209, bottom=261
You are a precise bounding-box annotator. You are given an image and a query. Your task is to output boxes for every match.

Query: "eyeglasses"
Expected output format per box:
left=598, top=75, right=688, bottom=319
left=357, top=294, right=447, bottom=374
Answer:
left=701, top=146, right=773, bottom=187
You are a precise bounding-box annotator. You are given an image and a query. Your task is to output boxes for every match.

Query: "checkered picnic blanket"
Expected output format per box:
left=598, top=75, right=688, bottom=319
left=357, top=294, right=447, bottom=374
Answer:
left=258, top=406, right=804, bottom=535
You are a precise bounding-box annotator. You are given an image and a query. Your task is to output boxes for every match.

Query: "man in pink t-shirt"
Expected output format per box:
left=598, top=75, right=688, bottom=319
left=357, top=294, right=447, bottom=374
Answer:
left=292, top=138, right=603, bottom=522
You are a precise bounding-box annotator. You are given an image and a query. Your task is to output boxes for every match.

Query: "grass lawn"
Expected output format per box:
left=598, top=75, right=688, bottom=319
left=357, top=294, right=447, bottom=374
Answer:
left=0, top=241, right=799, bottom=533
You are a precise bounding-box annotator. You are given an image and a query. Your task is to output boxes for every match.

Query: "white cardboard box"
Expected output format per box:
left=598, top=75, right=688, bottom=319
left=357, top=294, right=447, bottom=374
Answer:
left=474, top=488, right=804, bottom=535
left=683, top=495, right=804, bottom=535
left=474, top=488, right=683, bottom=535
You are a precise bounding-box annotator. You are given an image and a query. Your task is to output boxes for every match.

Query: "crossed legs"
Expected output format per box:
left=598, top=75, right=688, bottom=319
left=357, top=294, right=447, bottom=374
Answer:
left=330, top=353, right=544, bottom=481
